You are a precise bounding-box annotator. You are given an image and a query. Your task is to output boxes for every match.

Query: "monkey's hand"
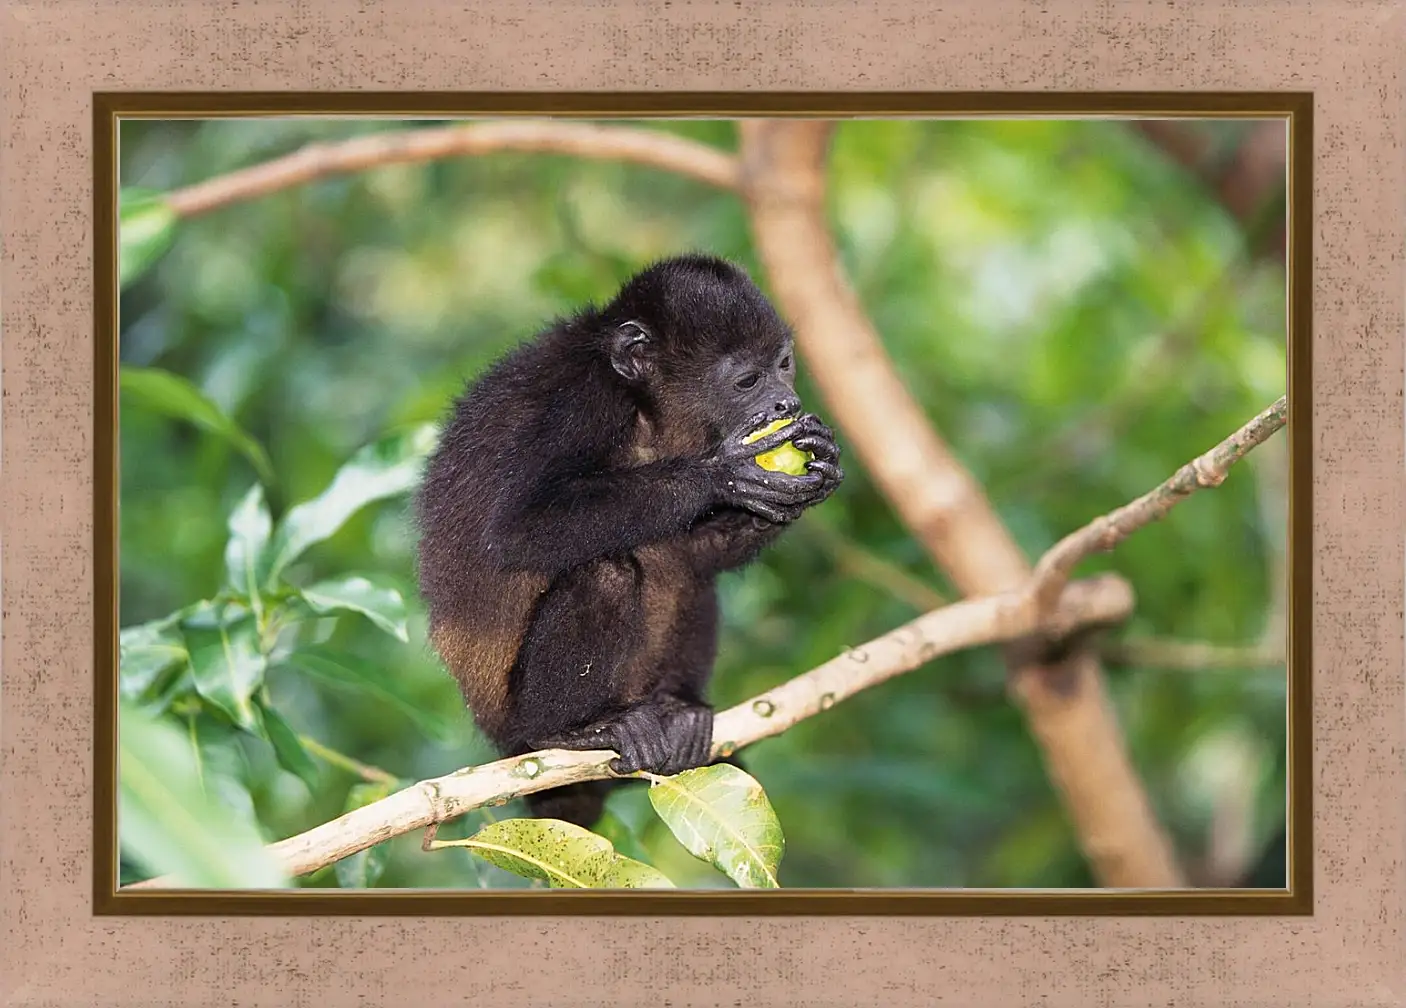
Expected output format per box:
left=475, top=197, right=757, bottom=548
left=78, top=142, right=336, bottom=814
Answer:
left=788, top=413, right=844, bottom=505
left=709, top=411, right=840, bottom=524
left=533, top=699, right=714, bottom=777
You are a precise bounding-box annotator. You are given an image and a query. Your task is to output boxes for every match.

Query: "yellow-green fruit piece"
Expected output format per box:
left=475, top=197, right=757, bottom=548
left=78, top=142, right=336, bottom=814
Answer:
left=742, top=417, right=814, bottom=476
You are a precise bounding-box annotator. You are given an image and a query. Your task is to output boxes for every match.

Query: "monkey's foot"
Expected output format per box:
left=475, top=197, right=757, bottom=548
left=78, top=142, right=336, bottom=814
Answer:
left=535, top=701, right=715, bottom=777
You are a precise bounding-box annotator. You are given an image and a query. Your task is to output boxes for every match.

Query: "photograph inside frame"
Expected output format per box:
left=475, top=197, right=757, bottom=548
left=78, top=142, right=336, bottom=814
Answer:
left=112, top=111, right=1293, bottom=894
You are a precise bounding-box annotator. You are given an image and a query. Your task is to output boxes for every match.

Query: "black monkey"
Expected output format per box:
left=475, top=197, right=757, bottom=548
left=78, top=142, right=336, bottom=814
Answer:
left=415, top=254, right=843, bottom=828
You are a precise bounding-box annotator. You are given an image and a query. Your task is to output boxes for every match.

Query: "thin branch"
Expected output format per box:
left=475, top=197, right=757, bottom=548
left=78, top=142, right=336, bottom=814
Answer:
left=298, top=734, right=399, bottom=786
left=165, top=121, right=740, bottom=217
left=801, top=519, right=948, bottom=612
left=1101, top=637, right=1285, bottom=672
left=1028, top=396, right=1288, bottom=620
left=124, top=573, right=1134, bottom=887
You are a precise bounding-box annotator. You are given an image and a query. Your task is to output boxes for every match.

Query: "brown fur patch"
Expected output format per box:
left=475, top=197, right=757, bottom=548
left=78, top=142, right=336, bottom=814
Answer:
left=628, top=543, right=689, bottom=702
left=428, top=569, right=549, bottom=737
left=626, top=411, right=658, bottom=465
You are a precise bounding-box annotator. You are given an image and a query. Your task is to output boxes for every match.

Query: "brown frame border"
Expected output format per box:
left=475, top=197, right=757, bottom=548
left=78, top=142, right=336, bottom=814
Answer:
left=94, top=90, right=1311, bottom=917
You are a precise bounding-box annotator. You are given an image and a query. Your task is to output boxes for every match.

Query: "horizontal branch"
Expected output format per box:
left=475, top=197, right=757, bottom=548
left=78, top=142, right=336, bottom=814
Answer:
left=165, top=121, right=740, bottom=217
left=125, top=573, right=1134, bottom=887
left=1027, top=396, right=1289, bottom=620
left=1101, top=637, right=1284, bottom=672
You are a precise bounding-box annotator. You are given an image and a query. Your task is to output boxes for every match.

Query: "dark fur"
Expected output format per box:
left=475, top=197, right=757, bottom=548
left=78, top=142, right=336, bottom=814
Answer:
left=415, top=255, right=843, bottom=827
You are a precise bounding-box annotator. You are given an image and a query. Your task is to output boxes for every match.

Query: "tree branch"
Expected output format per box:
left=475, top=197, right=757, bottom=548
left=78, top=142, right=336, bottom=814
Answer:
left=127, top=386, right=1285, bottom=890
left=125, top=573, right=1135, bottom=887
left=1101, top=637, right=1284, bottom=672
left=1027, top=396, right=1289, bottom=620
left=121, top=120, right=1289, bottom=893
left=165, top=121, right=740, bottom=217
left=737, top=118, right=1187, bottom=888
left=1131, top=119, right=1287, bottom=260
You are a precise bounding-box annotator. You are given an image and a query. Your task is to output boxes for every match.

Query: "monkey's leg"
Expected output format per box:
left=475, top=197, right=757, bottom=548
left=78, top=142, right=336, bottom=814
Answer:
left=507, top=561, right=709, bottom=814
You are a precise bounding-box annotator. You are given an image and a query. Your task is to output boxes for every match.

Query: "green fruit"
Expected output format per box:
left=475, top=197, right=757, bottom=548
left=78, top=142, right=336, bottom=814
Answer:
left=742, top=417, right=814, bottom=476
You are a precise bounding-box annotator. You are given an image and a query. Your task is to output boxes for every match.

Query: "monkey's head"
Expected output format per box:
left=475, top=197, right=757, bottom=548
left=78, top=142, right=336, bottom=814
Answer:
left=601, top=255, right=801, bottom=445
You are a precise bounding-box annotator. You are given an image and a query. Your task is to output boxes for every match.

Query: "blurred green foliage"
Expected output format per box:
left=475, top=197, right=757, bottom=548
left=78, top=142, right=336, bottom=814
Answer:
left=117, top=117, right=1288, bottom=889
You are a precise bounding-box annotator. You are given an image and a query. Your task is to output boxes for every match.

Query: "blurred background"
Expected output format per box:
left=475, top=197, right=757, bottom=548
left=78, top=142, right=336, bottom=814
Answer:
left=118, top=117, right=1288, bottom=890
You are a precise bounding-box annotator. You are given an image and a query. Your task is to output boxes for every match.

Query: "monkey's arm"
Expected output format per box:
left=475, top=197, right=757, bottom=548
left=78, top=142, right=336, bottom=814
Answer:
left=498, top=417, right=823, bottom=574
left=681, top=508, right=787, bottom=574
left=497, top=460, right=717, bottom=573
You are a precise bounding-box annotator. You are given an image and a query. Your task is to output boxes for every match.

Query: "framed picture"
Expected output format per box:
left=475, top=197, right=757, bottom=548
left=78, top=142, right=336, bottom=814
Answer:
left=4, top=4, right=1401, bottom=1006
left=100, top=94, right=1308, bottom=917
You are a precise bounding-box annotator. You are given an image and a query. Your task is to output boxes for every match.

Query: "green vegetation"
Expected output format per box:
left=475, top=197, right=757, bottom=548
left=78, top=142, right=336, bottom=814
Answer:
left=117, top=118, right=1287, bottom=889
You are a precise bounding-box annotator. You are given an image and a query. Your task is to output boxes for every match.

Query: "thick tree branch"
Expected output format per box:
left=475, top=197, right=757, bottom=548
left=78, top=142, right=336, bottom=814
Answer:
left=738, top=118, right=1186, bottom=888
left=1131, top=119, right=1287, bottom=260
left=165, top=121, right=740, bottom=217
left=125, top=574, right=1134, bottom=887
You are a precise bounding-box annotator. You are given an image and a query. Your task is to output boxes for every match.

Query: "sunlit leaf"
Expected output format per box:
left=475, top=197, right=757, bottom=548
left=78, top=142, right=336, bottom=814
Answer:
left=224, top=483, right=273, bottom=606
left=282, top=645, right=455, bottom=743
left=120, top=366, right=276, bottom=486
left=261, top=423, right=438, bottom=587
left=333, top=780, right=398, bottom=888
left=183, top=613, right=266, bottom=732
left=255, top=698, right=319, bottom=792
left=118, top=701, right=289, bottom=888
left=118, top=616, right=189, bottom=700
left=119, top=189, right=177, bottom=288
left=297, top=574, right=410, bottom=642
left=429, top=818, right=675, bottom=889
left=646, top=764, right=784, bottom=889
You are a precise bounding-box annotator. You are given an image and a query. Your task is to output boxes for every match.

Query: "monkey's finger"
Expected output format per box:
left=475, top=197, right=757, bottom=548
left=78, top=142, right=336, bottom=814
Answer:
left=741, top=499, right=790, bottom=523
left=744, top=479, right=824, bottom=507
left=789, top=433, right=841, bottom=461
left=533, top=725, right=617, bottom=756
left=804, top=460, right=844, bottom=482
left=737, top=425, right=803, bottom=455
left=685, top=708, right=714, bottom=769
left=787, top=415, right=836, bottom=442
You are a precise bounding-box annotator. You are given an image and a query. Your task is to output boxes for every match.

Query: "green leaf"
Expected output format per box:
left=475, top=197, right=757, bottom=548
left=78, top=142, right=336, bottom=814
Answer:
left=282, top=645, right=454, bottom=743
left=430, top=818, right=675, bottom=889
left=118, top=616, right=189, bottom=700
left=333, top=781, right=398, bottom=888
left=120, top=366, right=276, bottom=487
left=297, top=574, right=410, bottom=642
left=224, top=483, right=274, bottom=605
left=118, top=701, right=289, bottom=888
left=646, top=764, right=785, bottom=889
left=255, top=699, right=319, bottom=792
left=183, top=612, right=267, bottom=732
left=119, top=190, right=178, bottom=288
left=261, top=423, right=438, bottom=587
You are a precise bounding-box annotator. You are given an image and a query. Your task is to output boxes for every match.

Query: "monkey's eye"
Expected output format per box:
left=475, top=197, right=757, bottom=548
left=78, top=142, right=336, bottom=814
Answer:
left=779, top=355, right=792, bottom=370
left=736, top=373, right=761, bottom=390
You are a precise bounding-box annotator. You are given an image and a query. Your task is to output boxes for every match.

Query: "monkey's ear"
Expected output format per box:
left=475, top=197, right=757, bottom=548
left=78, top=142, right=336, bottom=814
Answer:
left=609, top=321, right=652, bottom=382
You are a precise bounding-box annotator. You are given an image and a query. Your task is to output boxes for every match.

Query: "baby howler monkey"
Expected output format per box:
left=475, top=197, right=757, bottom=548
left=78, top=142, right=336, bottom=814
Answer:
left=415, top=254, right=843, bottom=827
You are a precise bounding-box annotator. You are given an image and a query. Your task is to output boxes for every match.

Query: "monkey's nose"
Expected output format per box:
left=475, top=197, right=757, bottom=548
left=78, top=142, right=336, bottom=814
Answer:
left=773, top=394, right=801, bottom=417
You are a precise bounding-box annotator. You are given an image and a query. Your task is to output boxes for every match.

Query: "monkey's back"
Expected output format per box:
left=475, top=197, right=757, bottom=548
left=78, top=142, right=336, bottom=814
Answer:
left=415, top=341, right=560, bottom=740
left=414, top=325, right=631, bottom=741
